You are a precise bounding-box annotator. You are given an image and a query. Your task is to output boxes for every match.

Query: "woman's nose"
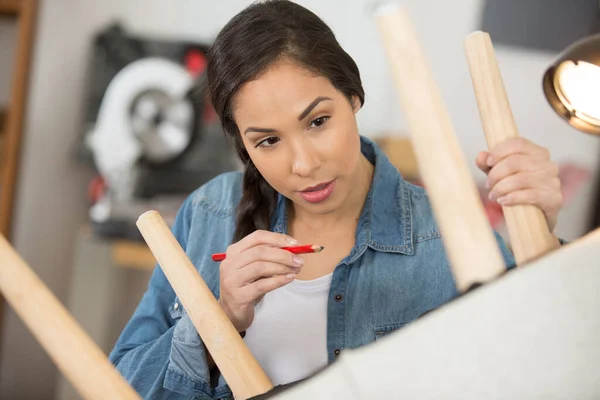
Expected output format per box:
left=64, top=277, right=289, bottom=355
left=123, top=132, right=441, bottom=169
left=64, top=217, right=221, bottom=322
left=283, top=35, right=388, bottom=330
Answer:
left=291, top=140, right=321, bottom=177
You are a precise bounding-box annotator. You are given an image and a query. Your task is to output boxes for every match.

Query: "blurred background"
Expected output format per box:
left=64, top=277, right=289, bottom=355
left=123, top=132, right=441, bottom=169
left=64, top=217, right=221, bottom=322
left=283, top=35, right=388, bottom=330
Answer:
left=1, top=0, right=599, bottom=398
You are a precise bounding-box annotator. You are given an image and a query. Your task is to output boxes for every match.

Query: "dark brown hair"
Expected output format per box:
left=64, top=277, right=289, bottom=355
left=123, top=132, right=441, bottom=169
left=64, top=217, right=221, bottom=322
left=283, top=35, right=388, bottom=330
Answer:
left=206, top=0, right=365, bottom=242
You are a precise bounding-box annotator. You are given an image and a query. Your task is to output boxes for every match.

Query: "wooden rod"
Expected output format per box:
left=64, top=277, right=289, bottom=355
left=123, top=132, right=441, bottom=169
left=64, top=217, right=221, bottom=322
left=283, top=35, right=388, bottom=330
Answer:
left=0, top=0, right=22, bottom=14
left=136, top=210, right=273, bottom=400
left=374, top=5, right=506, bottom=291
left=464, top=31, right=560, bottom=265
left=0, top=234, right=140, bottom=400
left=0, top=0, right=37, bottom=238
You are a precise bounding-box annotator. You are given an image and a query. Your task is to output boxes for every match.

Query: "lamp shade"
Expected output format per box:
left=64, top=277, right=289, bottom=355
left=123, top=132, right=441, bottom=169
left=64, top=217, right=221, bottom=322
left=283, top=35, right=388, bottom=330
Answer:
left=543, top=33, right=600, bottom=135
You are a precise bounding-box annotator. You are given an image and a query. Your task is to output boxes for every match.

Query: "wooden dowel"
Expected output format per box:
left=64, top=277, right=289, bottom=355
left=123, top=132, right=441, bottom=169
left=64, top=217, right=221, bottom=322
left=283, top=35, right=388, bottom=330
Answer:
left=136, top=211, right=273, bottom=400
left=0, top=234, right=140, bottom=400
left=374, top=5, right=506, bottom=291
left=0, top=0, right=36, bottom=238
left=464, top=31, right=560, bottom=265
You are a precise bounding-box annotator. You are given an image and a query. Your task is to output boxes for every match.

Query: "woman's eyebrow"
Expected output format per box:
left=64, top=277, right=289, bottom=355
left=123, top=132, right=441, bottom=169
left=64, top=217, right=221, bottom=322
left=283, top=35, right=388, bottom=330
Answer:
left=297, top=96, right=332, bottom=121
left=244, top=96, right=333, bottom=135
left=244, top=127, right=277, bottom=136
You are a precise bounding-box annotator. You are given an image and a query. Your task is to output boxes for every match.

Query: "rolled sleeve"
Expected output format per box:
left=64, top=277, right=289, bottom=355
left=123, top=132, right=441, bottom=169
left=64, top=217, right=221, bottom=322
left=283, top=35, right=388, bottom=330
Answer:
left=165, top=312, right=233, bottom=399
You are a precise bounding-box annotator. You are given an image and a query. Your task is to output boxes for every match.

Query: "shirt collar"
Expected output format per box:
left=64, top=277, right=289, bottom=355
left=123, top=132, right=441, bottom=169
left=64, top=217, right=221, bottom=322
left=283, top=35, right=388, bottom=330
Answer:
left=271, top=135, right=414, bottom=260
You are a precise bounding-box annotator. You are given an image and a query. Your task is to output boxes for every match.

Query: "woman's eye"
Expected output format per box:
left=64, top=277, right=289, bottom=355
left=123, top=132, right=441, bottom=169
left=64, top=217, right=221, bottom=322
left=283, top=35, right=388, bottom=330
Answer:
left=309, top=116, right=330, bottom=129
left=256, top=136, right=280, bottom=148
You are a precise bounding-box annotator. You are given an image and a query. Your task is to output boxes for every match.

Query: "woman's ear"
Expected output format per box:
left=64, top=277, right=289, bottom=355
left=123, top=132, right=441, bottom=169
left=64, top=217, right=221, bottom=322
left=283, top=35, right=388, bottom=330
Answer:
left=351, top=95, right=362, bottom=114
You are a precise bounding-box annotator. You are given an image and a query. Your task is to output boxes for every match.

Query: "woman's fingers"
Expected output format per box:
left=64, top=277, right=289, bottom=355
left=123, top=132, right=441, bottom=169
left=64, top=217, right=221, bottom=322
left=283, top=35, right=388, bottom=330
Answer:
left=237, top=260, right=302, bottom=285
left=487, top=137, right=550, bottom=166
left=486, top=156, right=556, bottom=190
left=226, top=229, right=297, bottom=255
left=233, top=245, right=304, bottom=271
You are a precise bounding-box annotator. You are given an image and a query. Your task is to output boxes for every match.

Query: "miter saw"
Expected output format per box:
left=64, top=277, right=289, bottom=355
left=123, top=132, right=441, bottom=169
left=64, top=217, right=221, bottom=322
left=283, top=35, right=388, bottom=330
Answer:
left=81, top=24, right=239, bottom=239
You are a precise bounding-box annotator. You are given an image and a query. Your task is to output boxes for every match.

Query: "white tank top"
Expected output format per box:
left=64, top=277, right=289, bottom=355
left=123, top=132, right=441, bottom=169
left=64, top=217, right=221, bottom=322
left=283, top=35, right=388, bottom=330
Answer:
left=243, top=273, right=333, bottom=386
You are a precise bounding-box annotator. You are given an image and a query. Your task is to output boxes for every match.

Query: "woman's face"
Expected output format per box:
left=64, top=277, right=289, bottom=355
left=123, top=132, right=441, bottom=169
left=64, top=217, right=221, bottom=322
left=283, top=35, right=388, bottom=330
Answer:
left=232, top=60, right=364, bottom=216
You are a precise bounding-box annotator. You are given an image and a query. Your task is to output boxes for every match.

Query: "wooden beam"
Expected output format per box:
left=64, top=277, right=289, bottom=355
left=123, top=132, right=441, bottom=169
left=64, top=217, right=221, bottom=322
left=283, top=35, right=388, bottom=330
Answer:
left=374, top=5, right=506, bottom=291
left=464, top=31, right=560, bottom=265
left=0, top=0, right=36, bottom=237
left=0, top=0, right=21, bottom=15
left=0, top=233, right=141, bottom=399
left=137, top=211, right=274, bottom=399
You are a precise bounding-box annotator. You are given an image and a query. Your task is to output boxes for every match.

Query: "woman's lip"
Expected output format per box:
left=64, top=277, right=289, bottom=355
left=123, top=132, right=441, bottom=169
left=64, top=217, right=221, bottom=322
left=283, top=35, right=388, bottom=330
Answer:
left=301, top=180, right=334, bottom=192
left=298, top=180, right=336, bottom=203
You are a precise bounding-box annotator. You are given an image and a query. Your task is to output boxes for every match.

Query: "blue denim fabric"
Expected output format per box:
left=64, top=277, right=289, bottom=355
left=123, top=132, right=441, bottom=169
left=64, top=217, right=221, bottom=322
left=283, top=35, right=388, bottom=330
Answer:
left=109, top=136, right=516, bottom=399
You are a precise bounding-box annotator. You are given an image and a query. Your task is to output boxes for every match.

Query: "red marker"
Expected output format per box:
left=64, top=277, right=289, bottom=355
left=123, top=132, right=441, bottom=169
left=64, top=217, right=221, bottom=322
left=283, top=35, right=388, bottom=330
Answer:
left=211, top=244, right=324, bottom=262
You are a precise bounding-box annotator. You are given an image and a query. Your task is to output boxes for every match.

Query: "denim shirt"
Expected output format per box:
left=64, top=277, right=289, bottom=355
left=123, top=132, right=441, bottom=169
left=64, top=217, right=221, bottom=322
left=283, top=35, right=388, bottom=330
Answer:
left=109, top=136, right=515, bottom=399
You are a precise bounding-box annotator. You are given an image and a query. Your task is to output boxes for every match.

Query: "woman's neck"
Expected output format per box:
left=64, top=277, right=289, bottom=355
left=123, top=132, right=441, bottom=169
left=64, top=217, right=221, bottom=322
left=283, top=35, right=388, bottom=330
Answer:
left=289, top=155, right=374, bottom=234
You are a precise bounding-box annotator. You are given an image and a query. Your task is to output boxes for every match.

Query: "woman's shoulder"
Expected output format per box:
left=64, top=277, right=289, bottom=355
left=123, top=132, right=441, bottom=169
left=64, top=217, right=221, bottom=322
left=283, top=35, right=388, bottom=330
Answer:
left=187, top=171, right=243, bottom=219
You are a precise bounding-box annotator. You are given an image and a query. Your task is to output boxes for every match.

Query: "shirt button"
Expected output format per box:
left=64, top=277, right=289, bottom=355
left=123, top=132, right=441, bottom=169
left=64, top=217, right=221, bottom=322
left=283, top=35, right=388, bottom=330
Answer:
left=174, top=302, right=179, bottom=310
left=334, top=294, right=343, bottom=302
left=333, top=349, right=341, bottom=356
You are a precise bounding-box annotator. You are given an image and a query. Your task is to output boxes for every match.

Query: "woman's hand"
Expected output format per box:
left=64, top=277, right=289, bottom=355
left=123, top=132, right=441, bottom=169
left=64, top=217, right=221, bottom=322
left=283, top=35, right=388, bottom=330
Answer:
left=476, top=137, right=563, bottom=232
left=218, top=230, right=303, bottom=333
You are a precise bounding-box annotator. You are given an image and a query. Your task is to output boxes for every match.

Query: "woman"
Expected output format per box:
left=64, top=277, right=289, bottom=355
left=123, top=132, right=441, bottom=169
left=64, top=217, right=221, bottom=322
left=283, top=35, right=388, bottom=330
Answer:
left=109, top=1, right=564, bottom=398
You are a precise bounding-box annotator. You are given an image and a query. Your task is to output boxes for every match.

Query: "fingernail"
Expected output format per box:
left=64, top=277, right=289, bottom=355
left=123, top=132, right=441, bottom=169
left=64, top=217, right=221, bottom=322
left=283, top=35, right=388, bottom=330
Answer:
left=292, top=255, right=304, bottom=267
left=488, top=192, right=496, bottom=201
left=285, top=273, right=296, bottom=280
left=486, top=156, right=494, bottom=167
left=287, top=237, right=299, bottom=245
left=497, top=196, right=507, bottom=205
